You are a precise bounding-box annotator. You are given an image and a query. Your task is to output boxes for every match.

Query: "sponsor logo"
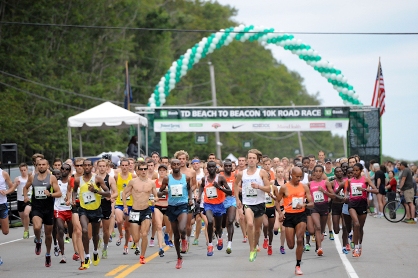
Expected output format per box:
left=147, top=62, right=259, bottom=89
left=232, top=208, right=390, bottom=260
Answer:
left=212, top=123, right=221, bottom=129
left=335, top=122, right=343, bottom=128
left=189, top=123, right=203, bottom=127
left=310, top=123, right=326, bottom=128
left=332, top=109, right=345, bottom=115
left=168, top=111, right=179, bottom=116
left=277, top=124, right=301, bottom=129
left=160, top=110, right=168, bottom=117
left=324, top=109, right=332, bottom=117
left=252, top=124, right=270, bottom=128
left=232, top=124, right=243, bottom=129
left=160, top=123, right=181, bottom=130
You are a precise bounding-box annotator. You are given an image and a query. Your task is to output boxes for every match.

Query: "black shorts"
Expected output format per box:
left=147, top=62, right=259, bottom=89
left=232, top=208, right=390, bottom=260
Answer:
left=31, top=208, right=54, bottom=226
left=102, top=208, right=112, bottom=220
left=311, top=202, right=329, bottom=216
left=306, top=208, right=312, bottom=216
left=18, top=200, right=30, bottom=213
left=328, top=200, right=332, bottom=213
left=78, top=207, right=102, bottom=223
left=378, top=185, right=387, bottom=195
left=101, top=199, right=112, bottom=218
left=348, top=199, right=368, bottom=216
left=155, top=205, right=167, bottom=215
left=243, top=203, right=265, bottom=218
left=128, top=208, right=152, bottom=225
left=265, top=207, right=276, bottom=218
left=331, top=202, right=344, bottom=216
left=71, top=202, right=80, bottom=214
left=166, top=203, right=188, bottom=222
left=283, top=212, right=307, bottom=228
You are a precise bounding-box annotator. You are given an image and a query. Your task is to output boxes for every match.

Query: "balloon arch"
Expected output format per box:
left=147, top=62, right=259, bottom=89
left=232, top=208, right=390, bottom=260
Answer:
left=147, top=25, right=363, bottom=107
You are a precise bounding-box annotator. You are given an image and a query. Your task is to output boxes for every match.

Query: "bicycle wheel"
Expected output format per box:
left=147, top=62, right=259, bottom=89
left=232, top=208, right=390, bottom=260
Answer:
left=383, top=200, right=406, bottom=223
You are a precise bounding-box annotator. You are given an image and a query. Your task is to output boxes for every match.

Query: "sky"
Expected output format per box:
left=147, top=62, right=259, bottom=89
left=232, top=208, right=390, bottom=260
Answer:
left=213, top=0, right=418, bottom=161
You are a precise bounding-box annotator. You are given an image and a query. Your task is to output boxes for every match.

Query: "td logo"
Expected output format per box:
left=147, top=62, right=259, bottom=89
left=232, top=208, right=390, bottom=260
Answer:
left=324, top=109, right=332, bottom=117
left=160, top=110, right=168, bottom=117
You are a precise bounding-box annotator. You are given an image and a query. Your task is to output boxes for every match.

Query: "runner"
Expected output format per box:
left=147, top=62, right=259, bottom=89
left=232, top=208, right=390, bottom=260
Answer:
left=23, top=158, right=62, bottom=267
left=1, top=166, right=15, bottom=237
left=154, top=164, right=170, bottom=256
left=275, top=167, right=314, bottom=275
left=235, top=156, right=247, bottom=243
left=123, top=161, right=158, bottom=264
left=146, top=159, right=158, bottom=180
left=273, top=166, right=287, bottom=254
left=192, top=158, right=204, bottom=246
left=159, top=159, right=193, bottom=269
left=262, top=174, right=276, bottom=256
left=235, top=149, right=271, bottom=262
left=221, top=160, right=237, bottom=254
left=14, top=163, right=32, bottom=239
left=73, top=159, right=110, bottom=268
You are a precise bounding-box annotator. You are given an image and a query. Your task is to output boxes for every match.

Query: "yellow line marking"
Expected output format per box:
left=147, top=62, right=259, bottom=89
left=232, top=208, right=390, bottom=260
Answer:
left=114, top=246, right=171, bottom=278
left=105, top=265, right=129, bottom=276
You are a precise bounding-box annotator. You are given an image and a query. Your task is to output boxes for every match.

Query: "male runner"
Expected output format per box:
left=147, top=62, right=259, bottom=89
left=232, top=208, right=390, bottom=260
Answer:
left=235, top=156, right=247, bottom=242
left=221, top=160, right=237, bottom=254
left=0, top=167, right=15, bottom=237
left=191, top=158, right=204, bottom=245
left=14, top=163, right=32, bottom=239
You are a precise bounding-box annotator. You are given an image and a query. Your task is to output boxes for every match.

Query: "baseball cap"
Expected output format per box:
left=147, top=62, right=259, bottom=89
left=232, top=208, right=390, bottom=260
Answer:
left=400, top=161, right=408, bottom=167
left=325, top=158, right=332, bottom=164
left=158, top=164, right=168, bottom=170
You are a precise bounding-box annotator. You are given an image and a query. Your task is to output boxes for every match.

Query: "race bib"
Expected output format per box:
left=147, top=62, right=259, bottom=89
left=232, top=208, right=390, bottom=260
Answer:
left=339, top=189, right=345, bottom=197
left=206, top=186, right=218, bottom=199
left=149, top=194, right=155, bottom=201
left=171, top=184, right=183, bottom=197
left=60, top=196, right=67, bottom=205
left=265, top=193, right=272, bottom=204
left=351, top=183, right=363, bottom=197
left=313, top=191, right=325, bottom=203
left=35, top=186, right=47, bottom=199
left=120, top=191, right=130, bottom=200
left=24, top=187, right=33, bottom=199
left=292, top=197, right=304, bottom=209
left=129, top=211, right=140, bottom=222
left=82, top=191, right=96, bottom=204
left=244, top=183, right=257, bottom=198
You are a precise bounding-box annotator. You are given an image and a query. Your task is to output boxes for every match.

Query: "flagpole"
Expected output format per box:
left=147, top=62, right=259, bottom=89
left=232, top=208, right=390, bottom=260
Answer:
left=125, top=61, right=130, bottom=111
left=379, top=57, right=382, bottom=163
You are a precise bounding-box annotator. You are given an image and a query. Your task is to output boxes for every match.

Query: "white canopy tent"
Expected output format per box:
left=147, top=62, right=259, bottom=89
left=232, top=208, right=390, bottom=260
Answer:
left=67, top=101, right=148, bottom=158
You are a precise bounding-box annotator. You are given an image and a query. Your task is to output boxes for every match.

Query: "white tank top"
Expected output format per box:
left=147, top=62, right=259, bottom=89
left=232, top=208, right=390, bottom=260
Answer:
left=0, top=169, right=7, bottom=204
left=54, top=180, right=71, bottom=211
left=17, top=176, right=29, bottom=201
left=301, top=173, right=309, bottom=185
left=196, top=169, right=205, bottom=183
left=108, top=168, right=115, bottom=178
left=241, top=168, right=265, bottom=205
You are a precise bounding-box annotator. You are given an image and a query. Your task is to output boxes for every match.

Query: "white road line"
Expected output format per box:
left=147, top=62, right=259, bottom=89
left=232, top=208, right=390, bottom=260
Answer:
left=334, top=234, right=359, bottom=278
left=0, top=235, right=34, bottom=246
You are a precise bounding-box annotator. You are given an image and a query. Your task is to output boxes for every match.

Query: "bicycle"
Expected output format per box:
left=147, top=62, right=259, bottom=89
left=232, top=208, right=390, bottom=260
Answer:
left=383, top=192, right=418, bottom=223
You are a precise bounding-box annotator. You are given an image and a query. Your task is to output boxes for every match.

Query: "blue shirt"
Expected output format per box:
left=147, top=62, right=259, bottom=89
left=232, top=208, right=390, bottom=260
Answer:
left=168, top=174, right=188, bottom=206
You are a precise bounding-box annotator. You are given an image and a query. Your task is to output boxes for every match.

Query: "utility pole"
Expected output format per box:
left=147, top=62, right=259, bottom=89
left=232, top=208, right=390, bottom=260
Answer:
left=291, top=101, right=304, bottom=157
left=209, top=61, right=222, bottom=160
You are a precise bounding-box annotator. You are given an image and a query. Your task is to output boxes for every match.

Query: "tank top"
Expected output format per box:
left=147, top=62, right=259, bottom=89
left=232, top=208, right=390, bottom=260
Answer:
left=334, top=179, right=347, bottom=197
left=349, top=176, right=367, bottom=200
left=301, top=172, right=309, bottom=185
left=310, top=179, right=328, bottom=204
left=79, top=175, right=101, bottom=210
left=0, top=169, right=7, bottom=204
left=241, top=168, right=265, bottom=205
left=155, top=179, right=167, bottom=201
left=31, top=173, right=54, bottom=209
left=221, top=173, right=235, bottom=195
left=115, top=172, right=133, bottom=206
left=269, top=170, right=275, bottom=181
left=196, top=169, right=205, bottom=184
left=101, top=174, right=111, bottom=204
left=17, top=176, right=30, bottom=202
left=265, top=184, right=275, bottom=208
left=167, top=174, right=188, bottom=206
left=283, top=182, right=306, bottom=213
left=204, top=175, right=225, bottom=204
left=54, top=180, right=71, bottom=211
left=108, top=168, right=115, bottom=178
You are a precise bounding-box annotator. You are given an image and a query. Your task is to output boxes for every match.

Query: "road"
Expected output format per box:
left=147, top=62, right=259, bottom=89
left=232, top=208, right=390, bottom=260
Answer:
left=0, top=216, right=416, bottom=277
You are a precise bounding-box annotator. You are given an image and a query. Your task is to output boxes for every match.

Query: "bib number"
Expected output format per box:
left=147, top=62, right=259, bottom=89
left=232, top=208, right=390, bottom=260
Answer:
left=60, top=196, right=67, bottom=206
left=35, top=186, right=47, bottom=199
left=120, top=191, right=130, bottom=200
left=351, top=183, right=363, bottom=197
left=129, top=211, right=140, bottom=222
left=292, top=197, right=304, bottom=209
left=171, top=184, right=183, bottom=197
left=83, top=191, right=96, bottom=204
left=245, top=183, right=257, bottom=198
left=265, top=193, right=272, bottom=204
left=206, top=186, right=218, bottom=199
left=149, top=194, right=155, bottom=201
left=313, top=191, right=325, bottom=203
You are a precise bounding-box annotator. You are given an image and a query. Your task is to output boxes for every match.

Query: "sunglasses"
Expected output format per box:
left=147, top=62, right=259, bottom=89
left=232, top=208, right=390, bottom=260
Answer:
left=75, top=164, right=83, bottom=167
left=138, top=168, right=148, bottom=171
left=61, top=167, right=71, bottom=171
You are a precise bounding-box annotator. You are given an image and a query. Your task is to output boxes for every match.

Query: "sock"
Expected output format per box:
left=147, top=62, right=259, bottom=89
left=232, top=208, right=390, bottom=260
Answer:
left=187, top=236, right=190, bottom=242
left=208, top=242, right=213, bottom=246
left=46, top=253, right=50, bottom=256
left=85, top=253, right=90, bottom=259
left=355, top=245, right=359, bottom=249
left=296, top=260, right=301, bottom=267
left=103, top=244, right=108, bottom=251
left=227, top=241, right=232, bottom=248
left=358, top=244, right=362, bottom=249
left=93, top=250, right=98, bottom=255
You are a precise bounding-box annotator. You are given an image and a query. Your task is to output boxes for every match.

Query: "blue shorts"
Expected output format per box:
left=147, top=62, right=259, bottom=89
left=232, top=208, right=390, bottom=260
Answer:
left=0, top=203, right=8, bottom=219
left=150, top=206, right=155, bottom=213
left=223, top=196, right=236, bottom=210
left=342, top=204, right=349, bottom=215
left=204, top=203, right=226, bottom=217
left=115, top=205, right=132, bottom=216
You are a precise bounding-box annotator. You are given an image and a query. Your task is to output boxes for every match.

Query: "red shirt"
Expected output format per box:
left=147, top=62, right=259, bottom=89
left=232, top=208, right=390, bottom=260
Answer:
left=389, top=178, right=397, bottom=192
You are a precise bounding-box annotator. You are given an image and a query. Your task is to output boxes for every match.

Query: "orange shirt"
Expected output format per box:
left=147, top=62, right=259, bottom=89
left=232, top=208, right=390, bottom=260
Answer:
left=203, top=175, right=226, bottom=204
left=221, top=172, right=235, bottom=195
left=283, top=182, right=306, bottom=213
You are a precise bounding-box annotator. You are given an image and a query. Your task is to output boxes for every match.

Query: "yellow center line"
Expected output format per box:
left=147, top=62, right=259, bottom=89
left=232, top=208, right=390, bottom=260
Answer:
left=105, top=265, right=129, bottom=276
left=114, top=246, right=171, bottom=278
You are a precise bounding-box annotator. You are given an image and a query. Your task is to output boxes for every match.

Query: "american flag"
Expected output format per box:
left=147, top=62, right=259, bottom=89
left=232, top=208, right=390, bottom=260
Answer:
left=371, top=60, right=385, bottom=116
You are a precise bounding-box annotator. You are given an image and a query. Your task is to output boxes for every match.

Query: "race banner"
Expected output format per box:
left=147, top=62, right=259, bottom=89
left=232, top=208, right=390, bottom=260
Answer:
left=153, top=107, right=350, bottom=132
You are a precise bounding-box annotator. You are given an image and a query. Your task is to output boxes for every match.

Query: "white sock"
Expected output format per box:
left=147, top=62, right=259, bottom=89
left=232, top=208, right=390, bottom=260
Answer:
left=208, top=242, right=213, bottom=246
left=85, top=253, right=90, bottom=259
left=227, top=241, right=232, bottom=248
left=358, top=244, right=362, bottom=249
left=93, top=250, right=98, bottom=254
left=354, top=245, right=359, bottom=249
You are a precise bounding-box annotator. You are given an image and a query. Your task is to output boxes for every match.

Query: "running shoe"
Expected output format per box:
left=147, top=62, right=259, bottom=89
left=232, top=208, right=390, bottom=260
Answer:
left=168, top=240, right=174, bottom=247
left=102, top=249, right=108, bottom=259
left=131, top=243, right=137, bottom=249
left=116, top=236, right=123, bottom=246
left=73, top=252, right=80, bottom=261
left=226, top=246, right=232, bottom=254
left=164, top=234, right=170, bottom=245
left=323, top=231, right=327, bottom=236
left=207, top=245, right=214, bottom=256
left=45, top=255, right=51, bottom=267
left=139, top=256, right=146, bottom=264
left=406, top=219, right=417, bottom=224
left=217, top=238, right=223, bottom=250
left=111, top=231, right=116, bottom=238
left=235, top=221, right=240, bottom=228
left=352, top=248, right=360, bottom=257
left=350, top=242, right=355, bottom=250
left=123, top=246, right=129, bottom=255
left=193, top=239, right=199, bottom=245
left=93, top=253, right=100, bottom=266
left=346, top=244, right=351, bottom=251
left=134, top=248, right=140, bottom=256
left=159, top=249, right=165, bottom=257
left=54, top=246, right=60, bottom=256
left=35, top=239, right=42, bottom=255
left=304, top=243, right=310, bottom=251
left=267, top=245, right=273, bottom=256
left=280, top=246, right=286, bottom=254
left=312, top=235, right=316, bottom=242
left=64, top=237, right=70, bottom=244
left=149, top=239, right=155, bottom=247
left=295, top=266, right=303, bottom=275
left=60, top=256, right=67, bottom=263
left=84, top=258, right=91, bottom=269
left=329, top=231, right=334, bottom=240
left=79, top=262, right=87, bottom=270
left=263, top=238, right=268, bottom=249
left=249, top=250, right=257, bottom=262
left=109, top=235, right=113, bottom=242
left=342, top=247, right=348, bottom=254
left=348, top=233, right=353, bottom=241
left=359, top=248, right=362, bottom=257
left=317, top=248, right=323, bottom=256
left=98, top=238, right=103, bottom=250
left=242, top=236, right=248, bottom=243
left=181, top=239, right=188, bottom=253
left=23, top=230, right=29, bottom=239
left=175, top=258, right=183, bottom=269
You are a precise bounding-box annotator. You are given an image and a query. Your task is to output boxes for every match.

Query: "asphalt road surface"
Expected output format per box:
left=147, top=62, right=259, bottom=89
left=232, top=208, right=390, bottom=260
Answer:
left=0, top=215, right=416, bottom=277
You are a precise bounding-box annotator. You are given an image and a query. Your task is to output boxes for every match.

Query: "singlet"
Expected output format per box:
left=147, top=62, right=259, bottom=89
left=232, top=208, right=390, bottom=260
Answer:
left=0, top=169, right=7, bottom=204
left=54, top=180, right=71, bottom=211
left=155, top=179, right=168, bottom=202
left=101, top=174, right=111, bottom=204
left=221, top=173, right=235, bottom=195
left=268, top=170, right=275, bottom=181
left=167, top=174, right=188, bottom=206
left=334, top=179, right=347, bottom=198
left=325, top=168, right=335, bottom=179
left=115, top=172, right=133, bottom=206
left=241, top=168, right=265, bottom=205
left=79, top=175, right=101, bottom=210
left=309, top=180, right=328, bottom=204
left=301, top=172, right=309, bottom=185
left=203, top=175, right=225, bottom=204
left=196, top=168, right=205, bottom=184
left=31, top=173, right=54, bottom=209
left=349, top=176, right=367, bottom=200
left=265, top=184, right=275, bottom=208
left=17, top=176, right=30, bottom=202
left=283, top=182, right=306, bottom=214
left=108, top=168, right=115, bottom=178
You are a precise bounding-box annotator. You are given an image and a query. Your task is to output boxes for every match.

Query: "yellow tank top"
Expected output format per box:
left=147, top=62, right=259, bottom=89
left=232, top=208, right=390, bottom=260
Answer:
left=265, top=184, right=275, bottom=208
left=79, top=175, right=101, bottom=210
left=115, top=172, right=133, bottom=206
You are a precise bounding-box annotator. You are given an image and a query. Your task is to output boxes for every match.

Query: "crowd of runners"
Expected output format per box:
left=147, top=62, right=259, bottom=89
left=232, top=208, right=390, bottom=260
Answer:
left=0, top=149, right=417, bottom=275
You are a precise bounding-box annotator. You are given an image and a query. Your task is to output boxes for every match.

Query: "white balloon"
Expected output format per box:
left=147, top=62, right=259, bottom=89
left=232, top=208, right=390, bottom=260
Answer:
left=195, top=53, right=201, bottom=60
left=182, top=58, right=189, bottom=65
left=213, top=38, right=219, bottom=44
left=170, top=72, right=175, bottom=79
left=186, top=49, right=192, bottom=55
left=330, top=73, right=337, bottom=80
left=342, top=88, right=348, bottom=94
left=181, top=65, right=188, bottom=71
left=159, top=93, right=165, bottom=99
left=150, top=93, right=155, bottom=98
left=336, top=74, right=343, bottom=81
left=342, top=77, right=348, bottom=83
left=198, top=41, right=205, bottom=48
left=348, top=90, right=354, bottom=96
left=149, top=98, right=155, bottom=104
left=160, top=99, right=166, bottom=105
left=169, top=83, right=175, bottom=90
left=172, top=61, right=178, bottom=67
left=353, top=94, right=359, bottom=99
left=150, top=103, right=156, bottom=108
left=196, top=47, right=203, bottom=54
left=202, top=37, right=208, bottom=43
left=158, top=87, right=164, bottom=94
left=169, top=78, right=175, bottom=85
left=244, top=33, right=251, bottom=39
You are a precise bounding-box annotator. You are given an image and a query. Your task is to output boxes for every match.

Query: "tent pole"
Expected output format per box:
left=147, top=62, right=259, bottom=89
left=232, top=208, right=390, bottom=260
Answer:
left=137, top=124, right=141, bottom=157
left=68, top=127, right=73, bottom=159
left=145, top=126, right=148, bottom=157
left=79, top=132, right=83, bottom=157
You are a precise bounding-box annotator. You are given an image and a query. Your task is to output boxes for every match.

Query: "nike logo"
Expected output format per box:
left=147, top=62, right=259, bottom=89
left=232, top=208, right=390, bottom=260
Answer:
left=232, top=124, right=243, bottom=129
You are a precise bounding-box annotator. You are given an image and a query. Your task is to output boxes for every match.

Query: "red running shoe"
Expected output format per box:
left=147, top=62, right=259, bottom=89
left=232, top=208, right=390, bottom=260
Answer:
left=175, top=258, right=183, bottom=269
left=267, top=245, right=273, bottom=255
left=263, top=238, right=268, bottom=249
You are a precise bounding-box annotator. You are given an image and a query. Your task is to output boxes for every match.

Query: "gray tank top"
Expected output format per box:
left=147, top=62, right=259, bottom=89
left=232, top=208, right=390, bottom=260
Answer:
left=31, top=173, right=54, bottom=208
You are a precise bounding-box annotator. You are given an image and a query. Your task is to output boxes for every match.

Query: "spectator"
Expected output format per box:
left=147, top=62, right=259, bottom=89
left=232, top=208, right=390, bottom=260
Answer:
left=398, top=161, right=416, bottom=224
left=374, top=163, right=386, bottom=218
left=126, top=136, right=138, bottom=159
